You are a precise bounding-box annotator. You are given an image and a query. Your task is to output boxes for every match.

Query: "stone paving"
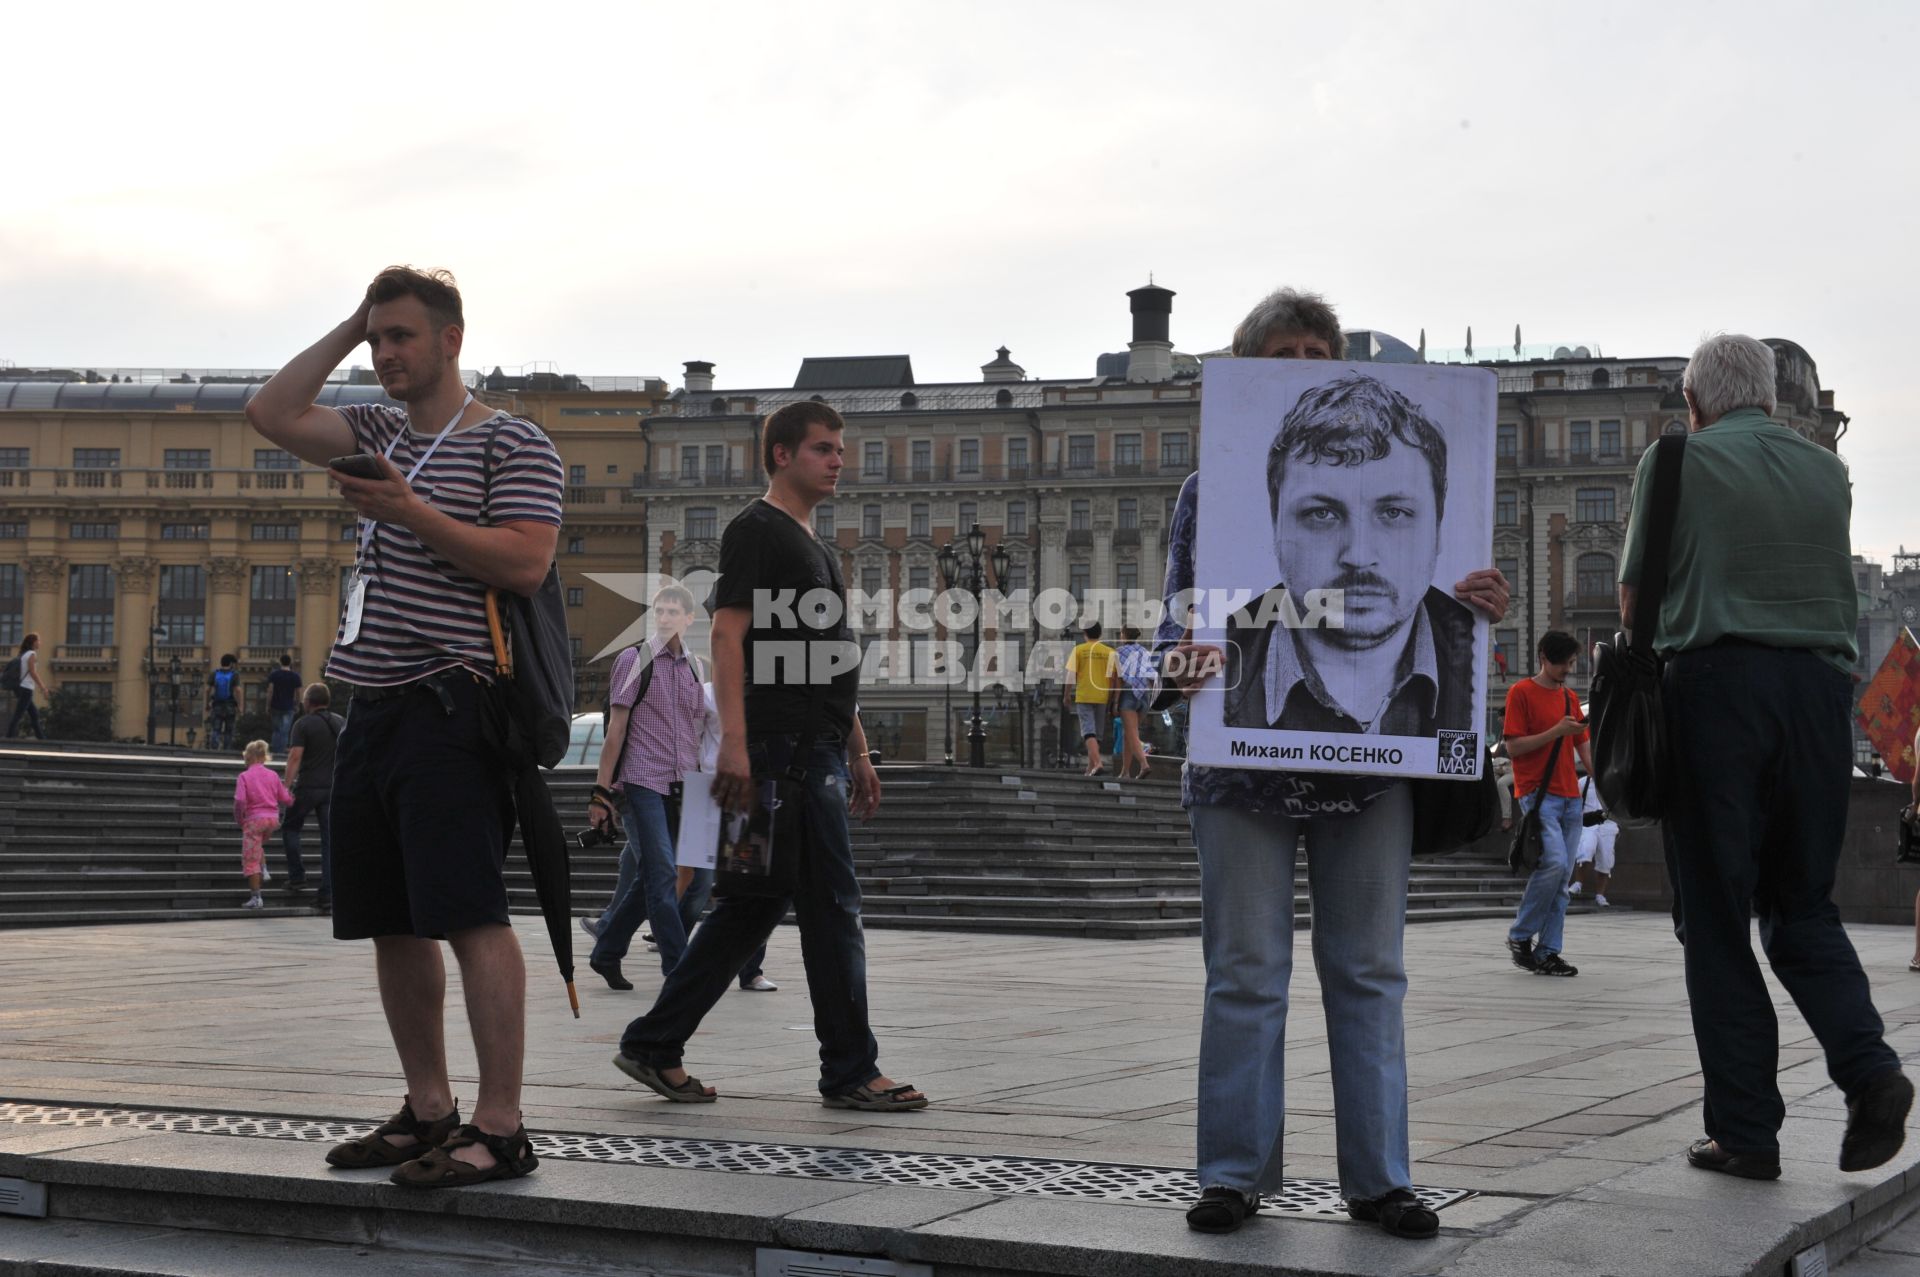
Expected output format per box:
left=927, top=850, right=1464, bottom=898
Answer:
left=2, top=908, right=1919, bottom=1274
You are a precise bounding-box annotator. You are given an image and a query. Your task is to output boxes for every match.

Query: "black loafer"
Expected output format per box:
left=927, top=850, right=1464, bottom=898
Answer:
left=1347, top=1188, right=1439, bottom=1239
left=1686, top=1138, right=1781, bottom=1180
left=1840, top=1069, right=1913, bottom=1172
left=1186, top=1186, right=1259, bottom=1234
left=590, top=959, right=633, bottom=991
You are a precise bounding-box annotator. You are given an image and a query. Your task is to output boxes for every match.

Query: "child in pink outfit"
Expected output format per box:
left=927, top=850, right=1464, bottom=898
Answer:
left=234, top=739, right=293, bottom=909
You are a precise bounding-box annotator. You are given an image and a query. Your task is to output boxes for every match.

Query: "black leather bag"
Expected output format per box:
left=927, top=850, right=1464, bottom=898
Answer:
left=1899, top=806, right=1920, bottom=866
left=1589, top=435, right=1686, bottom=826
left=1411, top=752, right=1501, bottom=857
left=479, top=421, right=575, bottom=770
left=1508, top=697, right=1570, bottom=875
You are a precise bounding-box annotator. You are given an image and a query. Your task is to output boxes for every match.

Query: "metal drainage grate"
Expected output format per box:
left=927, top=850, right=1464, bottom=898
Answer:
left=0, top=1100, right=1471, bottom=1217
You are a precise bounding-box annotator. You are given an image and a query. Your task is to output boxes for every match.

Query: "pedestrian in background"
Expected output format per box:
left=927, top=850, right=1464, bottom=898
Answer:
left=207, top=653, right=241, bottom=752
left=1065, top=622, right=1117, bottom=777
left=234, top=739, right=293, bottom=910
left=3, top=633, right=45, bottom=741
left=1502, top=630, right=1590, bottom=978
left=283, top=683, right=345, bottom=910
left=1113, top=626, right=1154, bottom=780
left=267, top=654, right=304, bottom=753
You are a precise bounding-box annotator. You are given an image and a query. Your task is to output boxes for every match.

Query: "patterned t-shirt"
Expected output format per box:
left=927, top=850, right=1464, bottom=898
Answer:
left=323, top=404, right=564, bottom=688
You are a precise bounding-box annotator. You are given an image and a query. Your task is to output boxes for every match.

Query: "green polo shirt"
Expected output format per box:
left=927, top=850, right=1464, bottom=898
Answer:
left=1620, top=408, right=1856, bottom=675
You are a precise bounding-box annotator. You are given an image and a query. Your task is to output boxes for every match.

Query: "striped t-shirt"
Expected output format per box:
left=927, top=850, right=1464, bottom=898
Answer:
left=323, top=404, right=564, bottom=688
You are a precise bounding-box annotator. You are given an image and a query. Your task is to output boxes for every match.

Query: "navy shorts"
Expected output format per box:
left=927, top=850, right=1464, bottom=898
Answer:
left=329, top=671, right=514, bottom=940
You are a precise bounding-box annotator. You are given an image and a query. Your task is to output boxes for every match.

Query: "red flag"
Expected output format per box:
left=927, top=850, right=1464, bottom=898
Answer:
left=1855, top=627, right=1920, bottom=784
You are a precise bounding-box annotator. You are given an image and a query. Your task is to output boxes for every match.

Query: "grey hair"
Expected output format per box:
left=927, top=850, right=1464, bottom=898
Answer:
left=1231, top=287, right=1347, bottom=359
left=1683, top=333, right=1776, bottom=422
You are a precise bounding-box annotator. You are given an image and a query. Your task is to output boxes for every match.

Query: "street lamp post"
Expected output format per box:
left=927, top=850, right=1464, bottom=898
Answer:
left=167, top=654, right=182, bottom=747
left=144, top=610, right=168, bottom=746
left=937, top=525, right=1010, bottom=769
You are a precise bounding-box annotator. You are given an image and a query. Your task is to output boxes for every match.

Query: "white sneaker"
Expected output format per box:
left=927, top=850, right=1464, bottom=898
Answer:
left=579, top=915, right=602, bottom=939
left=261, top=868, right=271, bottom=883
left=741, top=975, right=779, bottom=992
left=1594, top=894, right=1610, bottom=907
left=243, top=894, right=263, bottom=910
left=1567, top=881, right=1583, bottom=896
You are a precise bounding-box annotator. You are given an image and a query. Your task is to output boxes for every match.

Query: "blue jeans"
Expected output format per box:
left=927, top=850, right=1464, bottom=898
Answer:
left=593, top=787, right=766, bottom=980
left=282, top=789, right=331, bottom=896
left=270, top=708, right=296, bottom=753
left=1190, top=786, right=1414, bottom=1201
left=1508, top=791, right=1582, bottom=956
left=621, top=738, right=877, bottom=1095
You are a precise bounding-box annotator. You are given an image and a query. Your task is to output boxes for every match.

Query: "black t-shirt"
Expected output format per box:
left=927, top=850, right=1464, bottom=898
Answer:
left=267, top=668, right=303, bottom=711
left=288, top=711, right=347, bottom=793
left=710, top=499, right=858, bottom=740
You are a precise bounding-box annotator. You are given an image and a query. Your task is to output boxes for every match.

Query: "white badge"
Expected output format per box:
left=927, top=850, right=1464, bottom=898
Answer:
left=340, top=570, right=367, bottom=646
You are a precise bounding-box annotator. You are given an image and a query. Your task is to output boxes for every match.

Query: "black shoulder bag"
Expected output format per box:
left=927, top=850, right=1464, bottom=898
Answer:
left=1410, top=748, right=1502, bottom=857
left=479, top=421, right=576, bottom=770
left=1508, top=690, right=1572, bottom=875
left=1589, top=434, right=1686, bottom=825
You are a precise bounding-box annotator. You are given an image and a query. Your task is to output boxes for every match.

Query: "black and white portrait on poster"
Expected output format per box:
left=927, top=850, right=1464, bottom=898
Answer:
left=1186, top=359, right=1495, bottom=780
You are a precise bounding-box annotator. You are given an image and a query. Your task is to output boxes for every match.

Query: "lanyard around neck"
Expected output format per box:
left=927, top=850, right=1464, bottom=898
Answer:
left=354, top=393, right=474, bottom=566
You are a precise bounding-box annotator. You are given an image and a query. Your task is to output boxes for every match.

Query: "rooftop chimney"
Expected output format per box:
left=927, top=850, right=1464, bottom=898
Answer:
left=1125, top=283, right=1175, bottom=383
left=980, top=346, right=1025, bottom=383
left=683, top=360, right=715, bottom=394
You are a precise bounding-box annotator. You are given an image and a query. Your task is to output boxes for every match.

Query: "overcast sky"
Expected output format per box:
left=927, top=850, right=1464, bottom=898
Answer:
left=4, top=1, right=1915, bottom=559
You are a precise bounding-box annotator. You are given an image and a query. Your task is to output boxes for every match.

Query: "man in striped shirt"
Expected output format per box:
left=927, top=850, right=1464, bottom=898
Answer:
left=244, top=266, right=562, bottom=1189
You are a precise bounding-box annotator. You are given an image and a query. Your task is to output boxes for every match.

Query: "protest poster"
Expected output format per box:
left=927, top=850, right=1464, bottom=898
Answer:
left=1186, top=359, right=1495, bottom=780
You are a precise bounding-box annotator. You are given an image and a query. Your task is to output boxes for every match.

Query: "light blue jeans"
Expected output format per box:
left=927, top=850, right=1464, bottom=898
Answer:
left=1191, top=786, right=1414, bottom=1202
left=1507, top=792, right=1582, bottom=957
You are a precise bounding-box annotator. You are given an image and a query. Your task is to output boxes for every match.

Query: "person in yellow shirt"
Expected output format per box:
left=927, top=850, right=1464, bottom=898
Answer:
left=1064, top=623, right=1118, bottom=776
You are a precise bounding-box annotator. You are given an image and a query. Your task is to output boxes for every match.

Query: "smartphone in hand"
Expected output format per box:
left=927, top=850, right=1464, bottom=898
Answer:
left=328, top=454, right=386, bottom=480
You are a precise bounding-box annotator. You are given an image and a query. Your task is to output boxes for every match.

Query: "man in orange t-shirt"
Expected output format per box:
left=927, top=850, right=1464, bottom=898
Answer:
left=1501, top=630, right=1593, bottom=976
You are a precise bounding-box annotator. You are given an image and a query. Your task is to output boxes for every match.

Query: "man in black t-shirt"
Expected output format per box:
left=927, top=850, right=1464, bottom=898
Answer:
left=283, top=682, right=346, bottom=906
left=616, top=402, right=927, bottom=1113
left=267, top=655, right=304, bottom=753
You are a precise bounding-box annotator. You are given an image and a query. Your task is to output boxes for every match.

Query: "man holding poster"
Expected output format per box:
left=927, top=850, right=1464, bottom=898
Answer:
left=1160, top=288, right=1508, bottom=1240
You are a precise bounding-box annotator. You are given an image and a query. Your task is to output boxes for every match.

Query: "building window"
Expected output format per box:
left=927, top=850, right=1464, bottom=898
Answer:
left=958, top=439, right=980, bottom=474
left=69, top=522, right=120, bottom=540
left=566, top=536, right=586, bottom=555
left=910, top=503, right=929, bottom=539
left=163, top=449, right=211, bottom=469
left=1496, top=627, right=1522, bottom=676
left=1496, top=422, right=1517, bottom=460
left=862, top=504, right=882, bottom=538
left=1575, top=487, right=1616, bottom=523
left=0, top=447, right=28, bottom=469
left=566, top=587, right=585, bottom=607
left=1496, top=490, right=1518, bottom=526
left=67, top=565, right=116, bottom=646
left=251, top=523, right=300, bottom=541
left=1115, top=434, right=1143, bottom=468
left=1007, top=437, right=1029, bottom=475
left=161, top=523, right=209, bottom=540
left=686, top=507, right=717, bottom=540
left=255, top=448, right=299, bottom=470
left=0, top=522, right=21, bottom=538
left=861, top=566, right=884, bottom=598
left=1070, top=499, right=1090, bottom=532
left=706, top=445, right=726, bottom=480
left=958, top=501, right=977, bottom=532
left=1003, top=561, right=1028, bottom=594
left=815, top=504, right=835, bottom=539
left=1118, top=498, right=1138, bottom=530
left=1598, top=419, right=1621, bottom=456
left=1165, top=495, right=1178, bottom=526
left=681, top=447, right=700, bottom=481
left=911, top=440, right=932, bottom=479
left=73, top=448, right=120, bottom=469
left=863, top=440, right=885, bottom=478
left=1069, top=563, right=1090, bottom=602
left=158, top=566, right=206, bottom=645
left=1117, top=561, right=1138, bottom=591
left=1569, top=421, right=1591, bottom=458
left=1161, top=432, right=1191, bottom=467
left=1576, top=552, right=1615, bottom=601
left=568, top=464, right=587, bottom=488
left=908, top=565, right=931, bottom=593
left=1067, top=434, right=1095, bottom=470
left=0, top=565, right=23, bottom=648
left=1007, top=501, right=1027, bottom=535
left=1496, top=557, right=1519, bottom=592
left=248, top=566, right=296, bottom=648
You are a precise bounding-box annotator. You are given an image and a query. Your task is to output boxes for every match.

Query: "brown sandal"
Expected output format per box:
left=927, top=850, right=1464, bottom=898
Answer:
left=324, top=1096, right=461, bottom=1169
left=389, top=1123, right=539, bottom=1188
